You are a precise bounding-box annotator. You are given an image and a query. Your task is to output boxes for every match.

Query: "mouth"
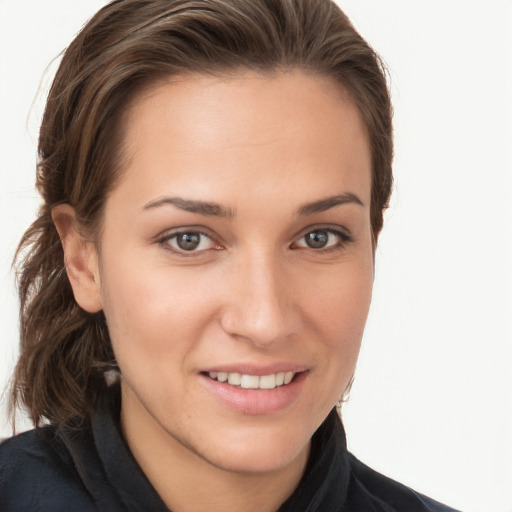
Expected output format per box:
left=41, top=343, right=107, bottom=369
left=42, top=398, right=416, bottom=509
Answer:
left=200, top=368, right=308, bottom=414
left=204, top=371, right=297, bottom=390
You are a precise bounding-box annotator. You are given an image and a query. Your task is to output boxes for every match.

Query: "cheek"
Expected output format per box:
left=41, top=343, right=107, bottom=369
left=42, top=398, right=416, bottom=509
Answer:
left=99, top=252, right=183, bottom=351
left=303, top=257, right=373, bottom=386
left=99, top=236, right=373, bottom=372
left=98, top=248, right=225, bottom=371
left=306, top=256, right=373, bottom=338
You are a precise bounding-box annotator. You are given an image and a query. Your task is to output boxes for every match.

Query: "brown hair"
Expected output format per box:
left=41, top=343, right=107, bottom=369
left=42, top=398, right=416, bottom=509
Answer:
left=10, top=0, right=393, bottom=428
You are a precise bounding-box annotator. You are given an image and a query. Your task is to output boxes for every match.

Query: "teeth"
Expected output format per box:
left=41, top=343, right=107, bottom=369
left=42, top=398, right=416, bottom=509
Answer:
left=227, top=373, right=241, bottom=386
left=284, top=371, right=294, bottom=385
left=208, top=371, right=296, bottom=389
left=259, top=374, right=276, bottom=389
left=240, top=375, right=259, bottom=389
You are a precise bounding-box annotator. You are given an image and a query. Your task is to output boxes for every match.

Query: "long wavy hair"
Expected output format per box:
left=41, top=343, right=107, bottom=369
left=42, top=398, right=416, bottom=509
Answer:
left=10, top=0, right=393, bottom=428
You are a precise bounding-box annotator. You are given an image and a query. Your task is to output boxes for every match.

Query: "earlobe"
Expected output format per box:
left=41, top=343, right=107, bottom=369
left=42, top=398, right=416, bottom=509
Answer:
left=51, top=204, right=103, bottom=313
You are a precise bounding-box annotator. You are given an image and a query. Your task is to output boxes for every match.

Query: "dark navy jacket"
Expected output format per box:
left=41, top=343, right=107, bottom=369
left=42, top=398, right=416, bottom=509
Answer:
left=0, top=387, right=461, bottom=511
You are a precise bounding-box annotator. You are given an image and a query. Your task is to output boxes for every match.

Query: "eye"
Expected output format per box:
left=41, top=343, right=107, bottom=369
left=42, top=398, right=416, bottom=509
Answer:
left=161, top=231, right=219, bottom=253
left=294, top=228, right=352, bottom=250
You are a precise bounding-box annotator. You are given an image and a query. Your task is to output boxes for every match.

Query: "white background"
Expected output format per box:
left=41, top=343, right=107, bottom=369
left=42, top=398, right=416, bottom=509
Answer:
left=0, top=1, right=510, bottom=511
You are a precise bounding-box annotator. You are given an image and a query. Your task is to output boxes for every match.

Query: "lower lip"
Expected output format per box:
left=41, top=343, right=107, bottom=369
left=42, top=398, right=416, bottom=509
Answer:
left=200, top=372, right=308, bottom=415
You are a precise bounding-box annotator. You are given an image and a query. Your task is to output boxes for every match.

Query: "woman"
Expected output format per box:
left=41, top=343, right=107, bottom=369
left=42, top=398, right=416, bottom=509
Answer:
left=0, top=0, right=461, bottom=510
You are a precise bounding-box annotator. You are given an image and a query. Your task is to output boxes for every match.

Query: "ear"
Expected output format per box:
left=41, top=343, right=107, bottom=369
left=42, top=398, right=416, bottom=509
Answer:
left=51, top=204, right=103, bottom=313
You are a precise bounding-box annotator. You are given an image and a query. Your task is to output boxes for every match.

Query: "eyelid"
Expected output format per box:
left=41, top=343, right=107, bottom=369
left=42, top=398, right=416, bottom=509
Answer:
left=292, top=224, right=354, bottom=249
left=156, top=227, right=222, bottom=256
left=154, top=223, right=353, bottom=256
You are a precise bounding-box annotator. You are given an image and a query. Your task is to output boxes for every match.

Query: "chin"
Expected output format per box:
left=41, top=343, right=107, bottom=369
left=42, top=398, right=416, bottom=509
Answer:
left=207, top=441, right=309, bottom=475
left=180, top=418, right=313, bottom=475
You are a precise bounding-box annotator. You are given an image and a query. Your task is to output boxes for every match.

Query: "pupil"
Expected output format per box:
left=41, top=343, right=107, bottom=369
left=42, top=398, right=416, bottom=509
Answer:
left=306, top=231, right=328, bottom=248
left=177, top=233, right=200, bottom=250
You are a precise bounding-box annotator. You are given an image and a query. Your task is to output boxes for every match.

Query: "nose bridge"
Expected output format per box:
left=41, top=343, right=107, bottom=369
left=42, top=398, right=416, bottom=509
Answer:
left=221, top=246, right=297, bottom=346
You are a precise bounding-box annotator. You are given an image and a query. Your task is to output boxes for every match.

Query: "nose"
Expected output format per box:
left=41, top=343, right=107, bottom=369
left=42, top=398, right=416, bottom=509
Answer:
left=219, top=249, right=300, bottom=348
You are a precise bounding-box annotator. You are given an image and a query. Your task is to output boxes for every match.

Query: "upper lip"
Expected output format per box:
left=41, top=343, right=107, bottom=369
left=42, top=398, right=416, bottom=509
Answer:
left=200, top=363, right=309, bottom=376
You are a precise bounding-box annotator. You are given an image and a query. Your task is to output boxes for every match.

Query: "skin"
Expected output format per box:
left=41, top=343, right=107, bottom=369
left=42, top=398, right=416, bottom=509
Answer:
left=54, top=71, right=374, bottom=512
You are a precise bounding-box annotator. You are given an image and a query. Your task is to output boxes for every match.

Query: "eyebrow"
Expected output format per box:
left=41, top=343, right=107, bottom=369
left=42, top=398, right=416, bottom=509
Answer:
left=297, top=193, right=364, bottom=216
left=142, top=192, right=364, bottom=218
left=143, top=197, right=234, bottom=218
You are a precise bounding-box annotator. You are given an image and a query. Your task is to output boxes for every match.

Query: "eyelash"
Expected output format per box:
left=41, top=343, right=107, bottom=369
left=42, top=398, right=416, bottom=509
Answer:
left=292, top=227, right=353, bottom=252
left=157, top=226, right=353, bottom=257
left=158, top=230, right=220, bottom=257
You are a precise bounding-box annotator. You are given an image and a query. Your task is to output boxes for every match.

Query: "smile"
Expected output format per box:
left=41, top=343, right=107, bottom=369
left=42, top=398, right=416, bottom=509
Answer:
left=207, top=371, right=296, bottom=390
left=201, top=369, right=308, bottom=414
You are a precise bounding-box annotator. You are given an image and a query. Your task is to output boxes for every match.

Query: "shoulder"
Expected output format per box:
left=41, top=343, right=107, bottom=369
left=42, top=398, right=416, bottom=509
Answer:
left=0, top=427, right=97, bottom=511
left=346, top=453, right=462, bottom=512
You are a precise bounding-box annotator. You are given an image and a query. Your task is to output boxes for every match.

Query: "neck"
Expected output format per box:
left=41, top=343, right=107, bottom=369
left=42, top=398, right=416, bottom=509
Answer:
left=120, top=386, right=309, bottom=512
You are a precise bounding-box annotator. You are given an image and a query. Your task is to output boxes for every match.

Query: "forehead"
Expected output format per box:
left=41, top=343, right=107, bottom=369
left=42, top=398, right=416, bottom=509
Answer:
left=111, top=71, right=372, bottom=211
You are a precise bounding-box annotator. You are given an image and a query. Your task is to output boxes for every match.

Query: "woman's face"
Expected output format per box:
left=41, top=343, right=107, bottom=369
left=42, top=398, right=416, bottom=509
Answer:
left=95, top=71, right=373, bottom=474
